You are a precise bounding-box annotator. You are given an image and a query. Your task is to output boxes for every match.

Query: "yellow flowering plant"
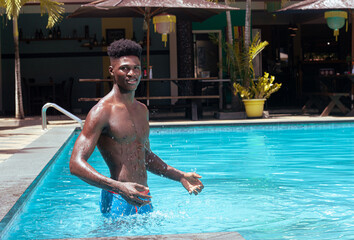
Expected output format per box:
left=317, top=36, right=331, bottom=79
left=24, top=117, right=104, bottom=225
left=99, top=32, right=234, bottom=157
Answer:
left=233, top=72, right=282, bottom=99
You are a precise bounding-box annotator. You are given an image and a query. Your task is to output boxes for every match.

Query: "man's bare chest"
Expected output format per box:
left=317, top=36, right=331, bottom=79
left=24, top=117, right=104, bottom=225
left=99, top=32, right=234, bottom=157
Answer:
left=103, top=113, right=149, bottom=145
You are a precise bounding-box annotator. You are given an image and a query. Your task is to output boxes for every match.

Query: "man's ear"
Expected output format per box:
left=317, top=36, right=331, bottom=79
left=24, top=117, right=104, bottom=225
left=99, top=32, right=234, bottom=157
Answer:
left=108, top=66, right=114, bottom=76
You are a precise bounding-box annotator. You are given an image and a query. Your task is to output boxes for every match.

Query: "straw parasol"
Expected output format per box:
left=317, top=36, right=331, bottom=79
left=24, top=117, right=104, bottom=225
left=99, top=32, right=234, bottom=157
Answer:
left=279, top=0, right=354, bottom=114
left=69, top=0, right=238, bottom=103
left=279, top=0, right=354, bottom=12
left=69, top=0, right=239, bottom=75
left=278, top=0, right=354, bottom=59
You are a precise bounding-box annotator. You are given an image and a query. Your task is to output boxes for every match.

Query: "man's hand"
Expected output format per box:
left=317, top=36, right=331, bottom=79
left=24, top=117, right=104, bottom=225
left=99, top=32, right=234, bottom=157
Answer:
left=116, top=182, right=152, bottom=207
left=180, top=172, right=204, bottom=195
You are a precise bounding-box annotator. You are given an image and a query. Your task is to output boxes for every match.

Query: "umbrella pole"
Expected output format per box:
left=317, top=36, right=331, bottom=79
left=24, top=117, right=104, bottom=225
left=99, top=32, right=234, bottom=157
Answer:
left=146, top=16, right=151, bottom=106
left=351, top=10, right=354, bottom=109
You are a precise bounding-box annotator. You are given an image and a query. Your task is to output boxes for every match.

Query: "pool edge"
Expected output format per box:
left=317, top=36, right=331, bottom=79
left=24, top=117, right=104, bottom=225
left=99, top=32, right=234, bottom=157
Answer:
left=0, top=126, right=78, bottom=235
left=149, top=116, right=354, bottom=127
left=48, top=231, right=245, bottom=240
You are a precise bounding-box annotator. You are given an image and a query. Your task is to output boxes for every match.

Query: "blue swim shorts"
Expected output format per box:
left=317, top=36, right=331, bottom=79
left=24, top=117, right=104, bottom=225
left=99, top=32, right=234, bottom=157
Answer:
left=100, top=189, right=153, bottom=217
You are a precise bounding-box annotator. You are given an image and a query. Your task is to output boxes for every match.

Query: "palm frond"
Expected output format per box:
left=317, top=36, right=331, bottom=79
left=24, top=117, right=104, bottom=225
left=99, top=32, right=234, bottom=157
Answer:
left=248, top=33, right=268, bottom=60
left=210, top=31, right=270, bottom=89
left=249, top=40, right=268, bottom=61
left=38, top=0, right=64, bottom=28
left=3, top=0, right=22, bottom=18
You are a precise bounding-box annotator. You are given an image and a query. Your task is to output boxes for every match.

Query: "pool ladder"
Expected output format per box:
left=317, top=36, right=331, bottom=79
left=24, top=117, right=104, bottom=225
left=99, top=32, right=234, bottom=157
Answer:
left=41, top=103, right=83, bottom=130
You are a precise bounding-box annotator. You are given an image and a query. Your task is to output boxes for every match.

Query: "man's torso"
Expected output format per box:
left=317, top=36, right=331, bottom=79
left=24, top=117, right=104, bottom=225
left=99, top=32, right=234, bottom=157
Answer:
left=97, top=98, right=150, bottom=186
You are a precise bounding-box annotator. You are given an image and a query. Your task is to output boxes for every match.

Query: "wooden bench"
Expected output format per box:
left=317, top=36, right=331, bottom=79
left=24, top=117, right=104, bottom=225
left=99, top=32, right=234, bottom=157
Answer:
left=79, top=95, right=220, bottom=101
left=78, top=78, right=223, bottom=120
left=302, top=92, right=350, bottom=117
left=79, top=95, right=220, bottom=121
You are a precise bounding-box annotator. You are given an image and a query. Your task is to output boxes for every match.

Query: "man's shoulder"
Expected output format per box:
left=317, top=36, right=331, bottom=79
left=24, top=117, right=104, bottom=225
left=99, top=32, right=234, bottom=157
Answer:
left=87, top=97, right=115, bottom=121
left=93, top=97, right=111, bottom=110
left=135, top=99, right=148, bottom=110
left=134, top=99, right=149, bottom=115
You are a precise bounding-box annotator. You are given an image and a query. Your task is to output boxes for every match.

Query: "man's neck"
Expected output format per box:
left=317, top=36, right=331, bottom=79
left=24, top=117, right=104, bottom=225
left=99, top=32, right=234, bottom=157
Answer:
left=112, top=85, right=135, bottom=104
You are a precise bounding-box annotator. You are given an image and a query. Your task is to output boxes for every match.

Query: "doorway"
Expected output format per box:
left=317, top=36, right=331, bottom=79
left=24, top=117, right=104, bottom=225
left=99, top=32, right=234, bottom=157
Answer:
left=193, top=30, right=222, bottom=79
left=192, top=30, right=223, bottom=110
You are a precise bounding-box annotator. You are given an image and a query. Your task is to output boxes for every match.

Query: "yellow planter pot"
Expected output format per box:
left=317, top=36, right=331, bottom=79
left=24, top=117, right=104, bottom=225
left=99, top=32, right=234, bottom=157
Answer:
left=242, top=99, right=266, bottom=118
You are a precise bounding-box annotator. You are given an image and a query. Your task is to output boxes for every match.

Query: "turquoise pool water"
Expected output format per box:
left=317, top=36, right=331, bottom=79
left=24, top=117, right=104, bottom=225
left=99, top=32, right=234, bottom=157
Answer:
left=1, top=123, right=354, bottom=240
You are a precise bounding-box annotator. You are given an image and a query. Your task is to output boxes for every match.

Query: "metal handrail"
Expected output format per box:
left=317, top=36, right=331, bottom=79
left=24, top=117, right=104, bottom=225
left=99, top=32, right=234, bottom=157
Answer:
left=41, top=103, right=83, bottom=130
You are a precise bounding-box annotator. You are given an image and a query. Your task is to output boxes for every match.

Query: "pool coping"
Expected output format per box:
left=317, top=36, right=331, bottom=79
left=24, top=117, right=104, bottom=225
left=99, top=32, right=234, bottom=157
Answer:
left=2, top=117, right=354, bottom=239
left=149, top=115, right=354, bottom=127
left=51, top=231, right=245, bottom=239
left=0, top=126, right=76, bottom=234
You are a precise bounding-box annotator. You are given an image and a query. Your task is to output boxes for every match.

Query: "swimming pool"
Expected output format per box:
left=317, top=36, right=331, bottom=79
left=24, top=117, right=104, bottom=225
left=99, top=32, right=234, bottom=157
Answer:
left=1, top=122, right=354, bottom=239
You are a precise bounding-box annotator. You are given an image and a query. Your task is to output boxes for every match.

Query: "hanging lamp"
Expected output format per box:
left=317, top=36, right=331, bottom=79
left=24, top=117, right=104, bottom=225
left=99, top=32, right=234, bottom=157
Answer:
left=324, top=11, right=348, bottom=41
left=152, top=13, right=176, bottom=47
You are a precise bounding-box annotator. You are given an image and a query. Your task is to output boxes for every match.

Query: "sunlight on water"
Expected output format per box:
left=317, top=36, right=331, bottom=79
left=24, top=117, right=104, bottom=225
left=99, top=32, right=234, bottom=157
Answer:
left=2, top=123, right=354, bottom=240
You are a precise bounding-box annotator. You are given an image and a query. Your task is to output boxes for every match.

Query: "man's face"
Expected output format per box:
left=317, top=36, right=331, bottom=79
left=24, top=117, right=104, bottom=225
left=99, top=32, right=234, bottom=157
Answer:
left=109, top=55, right=142, bottom=92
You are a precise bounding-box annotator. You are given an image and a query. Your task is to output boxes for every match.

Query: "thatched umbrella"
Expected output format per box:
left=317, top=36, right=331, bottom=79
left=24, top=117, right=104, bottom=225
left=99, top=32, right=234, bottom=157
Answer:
left=69, top=0, right=238, bottom=74
left=279, top=0, right=354, bottom=113
left=278, top=0, right=353, bottom=59
left=69, top=0, right=238, bottom=103
left=278, top=0, right=353, bottom=39
left=279, top=0, right=353, bottom=11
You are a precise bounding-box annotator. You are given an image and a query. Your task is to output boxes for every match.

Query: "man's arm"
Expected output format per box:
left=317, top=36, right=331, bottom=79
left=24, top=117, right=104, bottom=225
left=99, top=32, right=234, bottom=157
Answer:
left=69, top=105, right=117, bottom=190
left=69, top=104, right=151, bottom=206
left=145, top=142, right=204, bottom=195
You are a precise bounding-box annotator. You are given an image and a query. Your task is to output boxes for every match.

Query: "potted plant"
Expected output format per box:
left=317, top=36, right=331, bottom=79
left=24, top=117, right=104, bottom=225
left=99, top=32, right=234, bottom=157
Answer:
left=212, top=32, right=282, bottom=118
left=233, top=72, right=281, bottom=117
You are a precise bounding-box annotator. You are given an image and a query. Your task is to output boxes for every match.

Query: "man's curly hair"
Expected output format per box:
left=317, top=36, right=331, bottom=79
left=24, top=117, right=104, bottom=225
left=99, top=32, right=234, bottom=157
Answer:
left=107, top=39, right=142, bottom=59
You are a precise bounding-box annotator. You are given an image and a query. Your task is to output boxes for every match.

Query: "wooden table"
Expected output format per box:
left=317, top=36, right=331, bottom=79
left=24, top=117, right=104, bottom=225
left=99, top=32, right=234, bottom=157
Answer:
left=78, top=77, right=220, bottom=82
left=79, top=77, right=230, bottom=120
left=302, top=92, right=350, bottom=117
left=346, top=74, right=354, bottom=116
left=78, top=77, right=229, bottom=104
left=302, top=74, right=354, bottom=117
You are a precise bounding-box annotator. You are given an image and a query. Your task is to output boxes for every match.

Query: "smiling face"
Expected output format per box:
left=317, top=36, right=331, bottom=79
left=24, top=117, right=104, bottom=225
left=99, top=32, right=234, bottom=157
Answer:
left=109, top=55, right=142, bottom=92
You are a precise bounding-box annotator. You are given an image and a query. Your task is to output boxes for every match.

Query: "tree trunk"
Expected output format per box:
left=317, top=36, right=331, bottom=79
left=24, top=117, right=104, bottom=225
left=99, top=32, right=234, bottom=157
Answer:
left=244, top=0, right=252, bottom=88
left=226, top=11, right=233, bottom=45
left=225, top=1, right=242, bottom=111
left=245, top=0, right=251, bottom=50
left=13, top=17, right=24, bottom=119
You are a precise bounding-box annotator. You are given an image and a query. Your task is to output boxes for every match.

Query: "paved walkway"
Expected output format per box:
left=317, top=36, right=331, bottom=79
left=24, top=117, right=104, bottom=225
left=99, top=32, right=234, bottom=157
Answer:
left=0, top=116, right=81, bottom=163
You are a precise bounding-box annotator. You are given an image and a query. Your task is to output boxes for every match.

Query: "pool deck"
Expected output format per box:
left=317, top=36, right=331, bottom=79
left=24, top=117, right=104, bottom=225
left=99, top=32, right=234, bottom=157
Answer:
left=1, top=112, right=354, bottom=239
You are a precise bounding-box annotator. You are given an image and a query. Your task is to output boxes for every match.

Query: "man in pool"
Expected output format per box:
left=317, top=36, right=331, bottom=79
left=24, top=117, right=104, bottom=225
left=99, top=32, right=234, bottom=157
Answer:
left=69, top=39, right=203, bottom=217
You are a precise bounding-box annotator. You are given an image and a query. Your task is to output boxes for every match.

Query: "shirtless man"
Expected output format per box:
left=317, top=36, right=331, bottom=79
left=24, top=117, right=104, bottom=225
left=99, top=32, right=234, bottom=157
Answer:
left=69, top=39, right=204, bottom=217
